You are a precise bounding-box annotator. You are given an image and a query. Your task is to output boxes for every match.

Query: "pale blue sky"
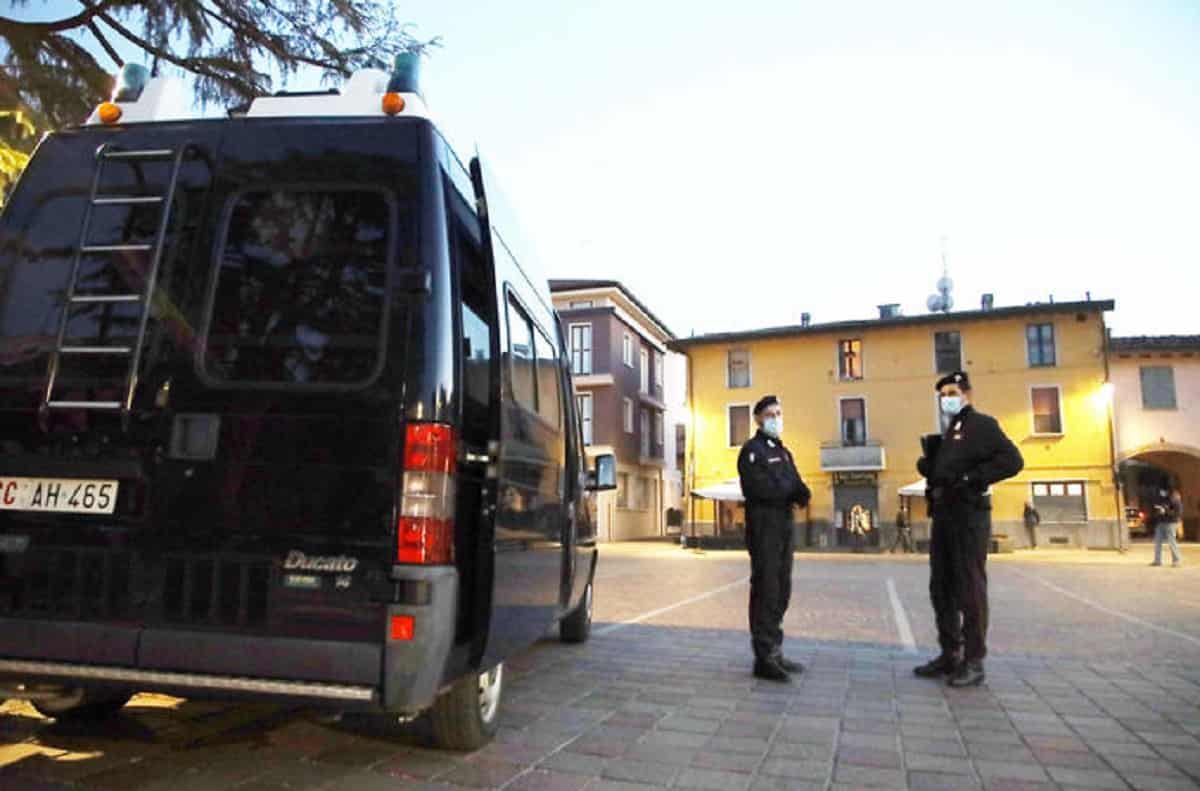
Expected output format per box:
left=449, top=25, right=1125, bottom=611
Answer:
left=14, top=0, right=1200, bottom=337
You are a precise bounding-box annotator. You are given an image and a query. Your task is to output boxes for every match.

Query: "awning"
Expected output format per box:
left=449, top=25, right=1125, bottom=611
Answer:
left=898, top=478, right=992, bottom=497
left=690, top=480, right=744, bottom=502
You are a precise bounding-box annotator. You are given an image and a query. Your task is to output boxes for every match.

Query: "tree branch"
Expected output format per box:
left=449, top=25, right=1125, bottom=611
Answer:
left=201, top=0, right=353, bottom=76
left=0, top=0, right=124, bottom=34
left=86, top=20, right=124, bottom=68
left=90, top=7, right=244, bottom=91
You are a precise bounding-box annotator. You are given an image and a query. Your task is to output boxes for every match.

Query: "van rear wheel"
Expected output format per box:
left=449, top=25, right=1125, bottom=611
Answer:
left=429, top=663, right=503, bottom=751
left=31, top=688, right=132, bottom=721
left=560, top=582, right=592, bottom=644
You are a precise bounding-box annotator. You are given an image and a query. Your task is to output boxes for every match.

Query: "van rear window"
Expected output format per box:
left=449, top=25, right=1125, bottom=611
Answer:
left=203, top=189, right=392, bottom=386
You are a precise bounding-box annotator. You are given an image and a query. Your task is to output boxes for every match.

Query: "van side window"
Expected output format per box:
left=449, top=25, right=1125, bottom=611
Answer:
left=453, top=203, right=492, bottom=414
left=506, top=296, right=538, bottom=412
left=534, top=328, right=561, bottom=427
left=204, top=188, right=392, bottom=386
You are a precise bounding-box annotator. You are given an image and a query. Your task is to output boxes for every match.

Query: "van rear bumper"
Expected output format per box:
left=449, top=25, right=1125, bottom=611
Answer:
left=0, top=566, right=460, bottom=713
left=381, top=565, right=459, bottom=712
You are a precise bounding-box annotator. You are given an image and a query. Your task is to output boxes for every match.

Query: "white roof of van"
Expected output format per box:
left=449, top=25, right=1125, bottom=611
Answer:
left=84, top=69, right=430, bottom=126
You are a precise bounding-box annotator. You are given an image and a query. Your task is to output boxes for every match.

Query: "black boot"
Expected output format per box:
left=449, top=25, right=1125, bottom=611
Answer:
left=776, top=656, right=805, bottom=674
left=913, top=654, right=959, bottom=678
left=946, top=661, right=985, bottom=688
left=753, top=657, right=791, bottom=682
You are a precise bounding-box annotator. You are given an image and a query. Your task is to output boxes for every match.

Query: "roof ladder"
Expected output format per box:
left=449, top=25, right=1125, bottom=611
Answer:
left=41, top=144, right=186, bottom=424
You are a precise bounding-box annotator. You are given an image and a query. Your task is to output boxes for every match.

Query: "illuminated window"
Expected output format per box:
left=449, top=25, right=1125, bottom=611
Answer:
left=838, top=339, right=863, bottom=380
left=1031, top=386, right=1063, bottom=434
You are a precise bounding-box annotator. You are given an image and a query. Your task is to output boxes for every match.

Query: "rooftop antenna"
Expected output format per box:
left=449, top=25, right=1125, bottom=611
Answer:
left=926, top=236, right=954, bottom=313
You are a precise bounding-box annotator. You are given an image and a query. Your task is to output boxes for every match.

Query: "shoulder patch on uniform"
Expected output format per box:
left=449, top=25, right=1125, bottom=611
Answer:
left=767, top=439, right=776, bottom=448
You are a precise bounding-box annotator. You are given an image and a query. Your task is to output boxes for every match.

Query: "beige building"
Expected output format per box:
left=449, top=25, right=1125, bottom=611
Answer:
left=551, top=280, right=687, bottom=541
left=1111, top=335, right=1200, bottom=539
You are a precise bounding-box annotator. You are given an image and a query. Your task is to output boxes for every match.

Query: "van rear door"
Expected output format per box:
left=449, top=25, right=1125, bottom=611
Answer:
left=0, top=123, right=224, bottom=668
left=0, top=119, right=424, bottom=687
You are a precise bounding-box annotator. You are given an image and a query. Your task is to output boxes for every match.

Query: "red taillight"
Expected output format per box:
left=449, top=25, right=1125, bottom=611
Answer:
left=404, top=423, right=456, bottom=474
left=397, top=423, right=457, bottom=565
left=397, top=516, right=454, bottom=564
left=390, top=614, right=415, bottom=641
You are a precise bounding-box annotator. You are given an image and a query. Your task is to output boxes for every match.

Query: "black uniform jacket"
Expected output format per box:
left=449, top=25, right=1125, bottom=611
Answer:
left=738, top=430, right=811, bottom=519
left=917, top=405, right=1024, bottom=511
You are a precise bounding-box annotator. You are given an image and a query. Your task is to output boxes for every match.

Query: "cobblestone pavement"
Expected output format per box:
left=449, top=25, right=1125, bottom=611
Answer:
left=4, top=543, right=1200, bottom=790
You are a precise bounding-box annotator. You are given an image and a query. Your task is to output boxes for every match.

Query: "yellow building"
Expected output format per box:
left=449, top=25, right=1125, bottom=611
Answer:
left=672, top=299, right=1122, bottom=549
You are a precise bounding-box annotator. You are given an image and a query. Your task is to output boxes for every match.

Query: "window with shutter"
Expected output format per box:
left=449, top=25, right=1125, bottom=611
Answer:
left=728, top=405, right=750, bottom=447
left=727, top=349, right=751, bottom=388
left=934, top=331, right=962, bottom=373
left=1139, top=366, right=1177, bottom=410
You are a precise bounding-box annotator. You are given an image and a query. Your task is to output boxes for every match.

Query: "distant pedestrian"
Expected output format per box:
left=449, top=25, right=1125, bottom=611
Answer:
left=914, top=371, right=1024, bottom=688
left=737, top=395, right=811, bottom=682
left=1023, top=502, right=1041, bottom=548
left=1150, top=485, right=1183, bottom=568
left=890, top=508, right=913, bottom=553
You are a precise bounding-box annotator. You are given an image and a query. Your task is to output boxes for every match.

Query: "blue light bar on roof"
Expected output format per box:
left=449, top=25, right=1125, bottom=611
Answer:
left=386, top=52, right=420, bottom=95
left=113, top=63, right=150, bottom=102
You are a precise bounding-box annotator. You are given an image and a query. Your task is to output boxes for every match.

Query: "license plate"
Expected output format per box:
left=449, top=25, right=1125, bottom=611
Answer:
left=0, top=477, right=119, bottom=515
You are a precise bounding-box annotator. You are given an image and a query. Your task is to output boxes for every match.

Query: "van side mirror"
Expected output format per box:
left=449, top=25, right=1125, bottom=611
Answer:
left=587, top=454, right=616, bottom=491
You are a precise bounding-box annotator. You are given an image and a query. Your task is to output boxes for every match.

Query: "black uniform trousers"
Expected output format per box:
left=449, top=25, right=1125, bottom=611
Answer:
left=928, top=500, right=991, bottom=663
left=745, top=505, right=795, bottom=663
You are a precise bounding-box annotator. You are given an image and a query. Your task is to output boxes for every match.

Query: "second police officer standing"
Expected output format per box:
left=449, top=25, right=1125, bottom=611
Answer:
left=738, top=395, right=811, bottom=682
left=916, top=371, right=1024, bottom=687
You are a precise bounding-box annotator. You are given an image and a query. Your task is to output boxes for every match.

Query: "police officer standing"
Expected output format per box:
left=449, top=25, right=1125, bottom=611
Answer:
left=738, top=395, right=811, bottom=682
left=915, top=372, right=1023, bottom=687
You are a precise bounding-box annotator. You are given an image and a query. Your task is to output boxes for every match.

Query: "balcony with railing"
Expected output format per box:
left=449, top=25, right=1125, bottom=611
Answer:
left=819, top=440, right=886, bottom=472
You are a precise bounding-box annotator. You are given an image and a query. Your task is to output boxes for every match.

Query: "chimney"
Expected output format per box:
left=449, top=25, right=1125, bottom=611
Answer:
left=981, top=293, right=994, bottom=310
left=800, top=313, right=811, bottom=328
left=878, top=304, right=901, bottom=320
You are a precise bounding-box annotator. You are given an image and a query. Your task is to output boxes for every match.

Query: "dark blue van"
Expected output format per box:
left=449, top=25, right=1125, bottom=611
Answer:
left=0, top=62, right=613, bottom=750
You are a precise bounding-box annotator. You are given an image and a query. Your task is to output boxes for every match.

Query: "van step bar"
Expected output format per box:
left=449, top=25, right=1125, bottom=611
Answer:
left=0, top=659, right=376, bottom=702
left=41, top=143, right=187, bottom=423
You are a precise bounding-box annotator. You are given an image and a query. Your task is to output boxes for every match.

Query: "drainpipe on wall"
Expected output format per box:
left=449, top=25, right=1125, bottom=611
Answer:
left=686, top=350, right=697, bottom=547
left=1101, top=319, right=1125, bottom=553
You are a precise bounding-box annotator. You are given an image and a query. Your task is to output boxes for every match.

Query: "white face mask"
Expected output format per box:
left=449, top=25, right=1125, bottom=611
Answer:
left=940, top=395, right=963, bottom=416
left=762, top=416, right=783, bottom=438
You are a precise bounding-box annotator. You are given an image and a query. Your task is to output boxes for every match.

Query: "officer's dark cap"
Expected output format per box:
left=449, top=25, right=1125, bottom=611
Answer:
left=935, top=371, right=971, bottom=392
left=753, top=394, right=780, bottom=415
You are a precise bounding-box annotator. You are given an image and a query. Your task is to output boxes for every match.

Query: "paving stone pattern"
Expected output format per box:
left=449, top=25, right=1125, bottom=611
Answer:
left=4, top=625, right=1200, bottom=789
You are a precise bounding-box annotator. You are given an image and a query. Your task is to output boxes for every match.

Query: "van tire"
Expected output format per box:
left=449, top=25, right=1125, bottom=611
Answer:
left=560, top=582, right=592, bottom=644
left=429, top=663, right=503, bottom=751
left=32, top=688, right=132, bottom=721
